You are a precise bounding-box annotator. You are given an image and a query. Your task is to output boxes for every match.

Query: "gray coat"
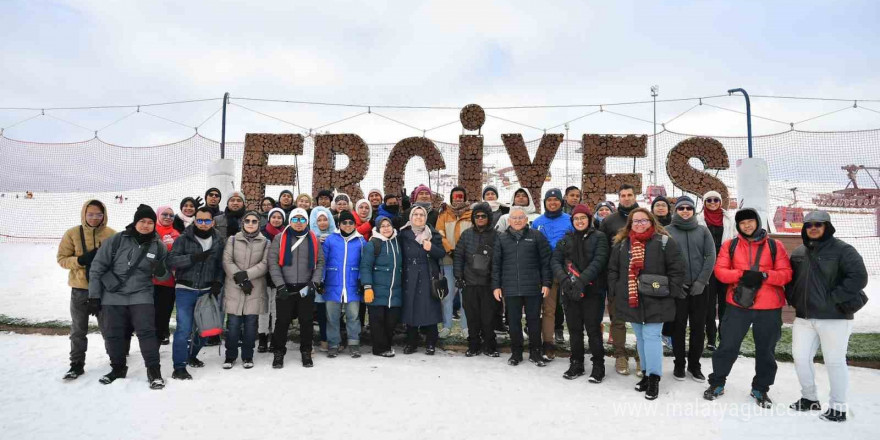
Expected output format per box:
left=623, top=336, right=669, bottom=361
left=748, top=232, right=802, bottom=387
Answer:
left=665, top=215, right=717, bottom=291
left=88, top=229, right=170, bottom=305
left=268, top=230, right=325, bottom=287
left=223, top=232, right=270, bottom=316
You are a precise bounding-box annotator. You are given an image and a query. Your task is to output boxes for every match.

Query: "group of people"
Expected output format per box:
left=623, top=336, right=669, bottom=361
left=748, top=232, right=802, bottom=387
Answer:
left=56, top=183, right=868, bottom=422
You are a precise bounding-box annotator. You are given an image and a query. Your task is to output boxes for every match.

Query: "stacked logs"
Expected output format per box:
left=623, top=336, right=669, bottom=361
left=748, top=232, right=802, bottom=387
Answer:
left=500, top=133, right=563, bottom=213
left=460, top=104, right=485, bottom=131
left=383, top=137, right=447, bottom=205
left=313, top=134, right=370, bottom=202
left=458, top=135, right=484, bottom=204
left=581, top=134, right=647, bottom=207
left=666, top=137, right=730, bottom=204
left=241, top=133, right=303, bottom=211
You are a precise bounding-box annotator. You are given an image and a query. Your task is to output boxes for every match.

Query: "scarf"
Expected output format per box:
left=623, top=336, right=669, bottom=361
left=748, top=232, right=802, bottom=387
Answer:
left=243, top=229, right=261, bottom=240
left=194, top=226, right=213, bottom=239
left=655, top=214, right=671, bottom=227
left=704, top=208, right=724, bottom=227
left=626, top=226, right=655, bottom=308
left=176, top=212, right=194, bottom=229
left=508, top=226, right=525, bottom=241
left=545, top=205, right=563, bottom=219
left=450, top=201, right=469, bottom=218
left=278, top=225, right=317, bottom=269
left=403, top=223, right=432, bottom=245
left=263, top=222, right=283, bottom=240
left=618, top=202, right=639, bottom=219
left=415, top=201, right=433, bottom=213
left=485, top=200, right=502, bottom=212
left=671, top=214, right=698, bottom=231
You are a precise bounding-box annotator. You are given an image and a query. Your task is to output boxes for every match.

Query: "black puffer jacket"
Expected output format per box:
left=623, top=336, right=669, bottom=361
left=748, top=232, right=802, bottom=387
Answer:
left=454, top=225, right=498, bottom=286
left=608, top=233, right=686, bottom=323
left=551, top=227, right=609, bottom=296
left=491, top=228, right=552, bottom=296
left=786, top=223, right=868, bottom=320
left=598, top=203, right=638, bottom=246
left=166, top=226, right=226, bottom=289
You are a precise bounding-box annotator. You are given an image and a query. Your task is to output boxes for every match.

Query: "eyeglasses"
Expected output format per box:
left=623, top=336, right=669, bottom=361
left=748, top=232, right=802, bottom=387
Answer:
left=195, top=219, right=213, bottom=225
left=474, top=214, right=488, bottom=219
left=207, top=193, right=220, bottom=198
left=676, top=206, right=694, bottom=212
left=632, top=219, right=651, bottom=225
left=340, top=220, right=355, bottom=226
left=160, top=213, right=174, bottom=218
left=85, top=213, right=104, bottom=219
left=290, top=217, right=307, bottom=224
left=243, top=219, right=259, bottom=225
left=804, top=222, right=825, bottom=229
left=572, top=216, right=589, bottom=222
left=705, top=198, right=721, bottom=203
left=380, top=223, right=393, bottom=229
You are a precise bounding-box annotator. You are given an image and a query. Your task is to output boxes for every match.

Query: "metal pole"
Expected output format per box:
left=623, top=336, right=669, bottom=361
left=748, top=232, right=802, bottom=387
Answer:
left=564, top=123, right=570, bottom=188
left=651, top=85, right=659, bottom=185
left=727, top=88, right=753, bottom=158
left=220, top=92, right=229, bottom=159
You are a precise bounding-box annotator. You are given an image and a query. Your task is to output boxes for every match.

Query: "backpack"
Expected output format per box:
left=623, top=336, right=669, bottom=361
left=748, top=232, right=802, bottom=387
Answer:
left=193, top=292, right=223, bottom=338
left=728, top=237, right=777, bottom=263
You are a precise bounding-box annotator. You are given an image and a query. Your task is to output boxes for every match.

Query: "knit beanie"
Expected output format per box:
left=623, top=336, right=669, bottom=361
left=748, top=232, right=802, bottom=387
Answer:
left=133, top=204, right=157, bottom=224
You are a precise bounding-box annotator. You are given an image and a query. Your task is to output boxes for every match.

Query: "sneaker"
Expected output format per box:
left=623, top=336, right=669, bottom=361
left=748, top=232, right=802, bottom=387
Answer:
left=750, top=389, right=773, bottom=408
left=301, top=352, right=314, bottom=368
left=634, top=375, right=649, bottom=392
left=272, top=352, right=284, bottom=369
left=452, top=310, right=461, bottom=320
left=438, top=327, right=451, bottom=339
left=588, top=364, right=605, bottom=383
left=615, top=357, right=630, bottom=375
left=425, top=345, right=436, bottom=356
left=484, top=347, right=500, bottom=357
left=160, top=337, right=170, bottom=346
left=554, top=329, right=565, bottom=344
left=661, top=336, right=672, bottom=349
left=465, top=347, right=480, bottom=357
left=494, top=323, right=508, bottom=334
left=99, top=366, right=128, bottom=385
left=819, top=409, right=847, bottom=423
left=703, top=384, right=725, bottom=401
left=242, top=359, right=254, bottom=369
left=328, top=347, right=339, bottom=358
left=319, top=341, right=328, bottom=352
left=790, top=398, right=821, bottom=412
left=673, top=364, right=686, bottom=381
left=706, top=344, right=716, bottom=352
left=378, top=350, right=396, bottom=358
left=63, top=362, right=85, bottom=380
left=171, top=368, right=192, bottom=380
left=403, top=345, right=417, bottom=355
left=508, top=353, right=523, bottom=366
left=688, top=367, right=706, bottom=383
left=529, top=350, right=546, bottom=367
left=350, top=345, right=361, bottom=358
left=187, top=357, right=205, bottom=368
left=147, top=366, right=165, bottom=390
left=563, top=360, right=585, bottom=380
left=222, top=358, right=235, bottom=369
left=645, top=374, right=661, bottom=400
left=542, top=342, right=555, bottom=362
left=634, top=359, right=643, bottom=378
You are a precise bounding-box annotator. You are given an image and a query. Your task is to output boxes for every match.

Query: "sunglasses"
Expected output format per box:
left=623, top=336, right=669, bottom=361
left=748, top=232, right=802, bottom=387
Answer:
left=632, top=219, right=651, bottom=225
left=243, top=219, right=259, bottom=225
left=207, top=193, right=220, bottom=198
left=340, top=220, right=355, bottom=226
left=85, top=213, right=104, bottom=219
left=705, top=198, right=721, bottom=203
left=474, top=214, right=488, bottom=219
left=195, top=219, right=213, bottom=225
left=676, top=206, right=694, bottom=212
left=290, top=217, right=307, bottom=224
left=804, top=222, right=825, bottom=229
left=160, top=213, right=175, bottom=218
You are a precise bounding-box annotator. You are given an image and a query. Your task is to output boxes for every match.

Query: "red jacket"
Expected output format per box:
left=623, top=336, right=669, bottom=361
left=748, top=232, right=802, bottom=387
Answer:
left=714, top=233, right=792, bottom=310
left=153, top=223, right=180, bottom=287
left=355, top=215, right=372, bottom=241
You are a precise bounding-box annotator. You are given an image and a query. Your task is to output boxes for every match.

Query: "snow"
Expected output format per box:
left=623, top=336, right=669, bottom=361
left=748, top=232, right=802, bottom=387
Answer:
left=0, top=332, right=878, bottom=439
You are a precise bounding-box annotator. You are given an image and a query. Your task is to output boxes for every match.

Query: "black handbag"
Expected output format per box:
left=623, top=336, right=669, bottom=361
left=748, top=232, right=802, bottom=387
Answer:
left=637, top=274, right=670, bottom=297
left=429, top=256, right=449, bottom=301
left=733, top=243, right=766, bottom=308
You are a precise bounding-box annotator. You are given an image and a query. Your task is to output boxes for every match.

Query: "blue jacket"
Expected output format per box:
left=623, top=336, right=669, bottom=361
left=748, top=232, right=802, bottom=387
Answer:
left=531, top=214, right=573, bottom=250
left=322, top=232, right=366, bottom=303
left=359, top=235, right=403, bottom=308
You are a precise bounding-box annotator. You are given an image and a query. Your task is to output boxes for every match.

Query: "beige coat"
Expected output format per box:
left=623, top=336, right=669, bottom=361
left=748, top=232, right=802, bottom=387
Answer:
left=57, top=200, right=116, bottom=289
left=223, top=232, right=270, bottom=315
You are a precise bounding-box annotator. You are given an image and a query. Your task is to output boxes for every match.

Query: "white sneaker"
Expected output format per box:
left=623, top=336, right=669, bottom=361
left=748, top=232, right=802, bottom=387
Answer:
left=439, top=327, right=451, bottom=339
left=222, top=359, right=235, bottom=369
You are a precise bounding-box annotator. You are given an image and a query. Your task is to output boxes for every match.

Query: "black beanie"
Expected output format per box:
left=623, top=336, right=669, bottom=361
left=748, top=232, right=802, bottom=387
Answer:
left=383, top=193, right=398, bottom=203
left=205, top=187, right=222, bottom=200
left=482, top=186, right=499, bottom=200
left=338, top=210, right=356, bottom=224
left=133, top=204, right=157, bottom=224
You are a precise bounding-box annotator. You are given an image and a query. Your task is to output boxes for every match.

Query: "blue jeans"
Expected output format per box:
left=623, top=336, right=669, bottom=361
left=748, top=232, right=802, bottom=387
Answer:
left=632, top=322, right=663, bottom=376
left=172, top=288, right=207, bottom=369
left=226, top=314, right=258, bottom=361
left=442, top=264, right=467, bottom=330
left=326, top=301, right=361, bottom=348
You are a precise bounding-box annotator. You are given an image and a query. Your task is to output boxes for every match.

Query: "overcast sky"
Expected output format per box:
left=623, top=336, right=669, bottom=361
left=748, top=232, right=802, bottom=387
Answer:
left=1, top=0, right=879, bottom=146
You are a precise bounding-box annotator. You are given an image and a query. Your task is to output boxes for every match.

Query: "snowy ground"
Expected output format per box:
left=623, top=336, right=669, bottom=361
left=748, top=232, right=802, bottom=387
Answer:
left=1, top=332, right=878, bottom=439
left=3, top=242, right=878, bottom=332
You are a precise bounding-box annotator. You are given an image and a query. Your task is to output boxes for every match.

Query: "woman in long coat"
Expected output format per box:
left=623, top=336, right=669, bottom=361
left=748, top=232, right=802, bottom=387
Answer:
left=399, top=205, right=446, bottom=355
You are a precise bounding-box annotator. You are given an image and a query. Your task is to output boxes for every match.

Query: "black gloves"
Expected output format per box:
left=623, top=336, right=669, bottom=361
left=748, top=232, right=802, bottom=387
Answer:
left=150, top=259, right=167, bottom=278
left=276, top=284, right=292, bottom=300
left=690, top=281, right=706, bottom=296
left=233, top=271, right=251, bottom=294
left=210, top=281, right=222, bottom=298
left=194, top=196, right=204, bottom=207
left=191, top=250, right=214, bottom=263
left=241, top=280, right=254, bottom=295
left=77, top=248, right=98, bottom=267
left=455, top=278, right=466, bottom=290
left=87, top=299, right=102, bottom=316
left=233, top=271, right=249, bottom=284
left=315, top=282, right=325, bottom=294
left=738, top=270, right=765, bottom=289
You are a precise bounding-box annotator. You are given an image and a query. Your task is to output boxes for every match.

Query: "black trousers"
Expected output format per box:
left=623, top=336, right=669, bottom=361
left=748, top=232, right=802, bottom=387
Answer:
left=708, top=306, right=782, bottom=393
left=462, top=285, right=498, bottom=351
left=102, top=304, right=160, bottom=368
left=69, top=288, right=100, bottom=365
left=406, top=325, right=439, bottom=347
left=564, top=293, right=605, bottom=365
left=272, top=290, right=315, bottom=354
left=555, top=295, right=565, bottom=331
left=368, top=306, right=401, bottom=354
left=153, top=285, right=176, bottom=340
left=506, top=295, right=542, bottom=355
left=672, top=293, right=708, bottom=369
left=705, top=274, right=727, bottom=346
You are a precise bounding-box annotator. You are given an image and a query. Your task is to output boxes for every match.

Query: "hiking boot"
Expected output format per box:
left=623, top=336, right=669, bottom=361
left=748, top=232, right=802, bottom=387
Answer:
left=819, top=409, right=847, bottom=423
left=438, top=328, right=451, bottom=339
left=634, top=358, right=643, bottom=377
left=750, top=389, right=773, bottom=408
left=508, top=352, right=523, bottom=366
left=272, top=351, right=285, bottom=369
left=187, top=357, right=205, bottom=368
left=257, top=334, right=268, bottom=353
left=222, top=358, right=235, bottom=369
left=588, top=364, right=605, bottom=383
left=634, top=374, right=649, bottom=392
left=529, top=349, right=546, bottom=367
left=645, top=374, right=661, bottom=400
left=542, top=342, right=556, bottom=362
left=99, top=365, right=128, bottom=385
left=673, top=364, right=686, bottom=381
left=554, top=329, right=565, bottom=344
left=147, top=366, right=164, bottom=390
left=301, top=352, right=313, bottom=368
left=703, top=384, right=725, bottom=401
left=425, top=345, right=436, bottom=356
left=172, top=368, right=192, bottom=380
left=63, top=362, right=85, bottom=380
left=688, top=366, right=706, bottom=383
left=563, top=360, right=585, bottom=380
left=790, top=398, right=821, bottom=412
left=242, top=359, right=254, bottom=369
left=615, top=357, right=630, bottom=375
left=350, top=345, right=361, bottom=359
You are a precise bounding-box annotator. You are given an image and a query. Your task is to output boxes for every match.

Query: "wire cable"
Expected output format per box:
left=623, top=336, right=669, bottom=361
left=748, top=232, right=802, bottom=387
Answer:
left=229, top=102, right=309, bottom=131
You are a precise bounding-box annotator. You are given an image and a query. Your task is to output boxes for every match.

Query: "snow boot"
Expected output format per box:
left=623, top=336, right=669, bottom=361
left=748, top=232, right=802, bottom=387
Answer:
left=242, top=358, right=254, bottom=369
left=563, top=360, right=585, bottom=380
left=634, top=358, right=643, bottom=377
left=508, top=352, right=523, bottom=366
left=542, top=342, right=555, bottom=362
left=147, top=366, right=165, bottom=390
left=645, top=374, right=661, bottom=400
left=673, top=364, right=686, bottom=381
left=187, top=356, right=205, bottom=368
left=465, top=343, right=481, bottom=357
left=403, top=345, right=418, bottom=355
left=172, top=368, right=192, bottom=380
left=588, top=363, right=605, bottom=383
left=273, top=349, right=286, bottom=369
left=790, top=398, right=821, bottom=412
left=425, top=345, right=436, bottom=356
left=99, top=365, right=127, bottom=385
left=688, top=366, right=706, bottom=382
left=703, top=384, right=724, bottom=400
left=615, top=357, right=630, bottom=375
left=750, top=389, right=773, bottom=408
left=634, top=374, right=649, bottom=392
left=301, top=352, right=313, bottom=368
left=529, top=349, right=546, bottom=367
left=819, top=409, right=847, bottom=422
left=63, top=362, right=85, bottom=380
left=554, top=329, right=565, bottom=344
left=257, top=334, right=269, bottom=353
